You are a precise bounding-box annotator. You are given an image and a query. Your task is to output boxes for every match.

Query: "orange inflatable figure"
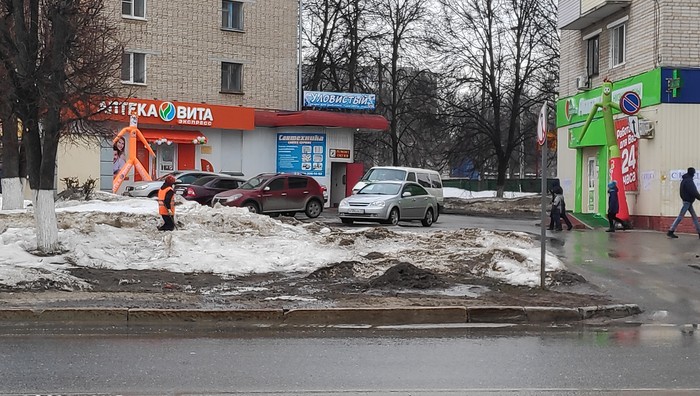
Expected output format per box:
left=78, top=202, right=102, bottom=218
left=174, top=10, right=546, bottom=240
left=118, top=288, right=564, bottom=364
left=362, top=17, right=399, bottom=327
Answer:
left=112, top=124, right=156, bottom=193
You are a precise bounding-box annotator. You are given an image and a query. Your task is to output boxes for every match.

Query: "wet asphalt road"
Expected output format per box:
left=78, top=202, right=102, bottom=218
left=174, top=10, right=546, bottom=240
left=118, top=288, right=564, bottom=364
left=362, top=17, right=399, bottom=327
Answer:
left=315, top=210, right=700, bottom=325
left=1, top=326, right=699, bottom=394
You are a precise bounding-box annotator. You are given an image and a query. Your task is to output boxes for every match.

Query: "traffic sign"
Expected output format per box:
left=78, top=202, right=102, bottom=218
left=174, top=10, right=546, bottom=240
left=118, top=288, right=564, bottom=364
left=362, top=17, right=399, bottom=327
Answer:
left=620, top=91, right=641, bottom=115
left=537, top=103, right=547, bottom=146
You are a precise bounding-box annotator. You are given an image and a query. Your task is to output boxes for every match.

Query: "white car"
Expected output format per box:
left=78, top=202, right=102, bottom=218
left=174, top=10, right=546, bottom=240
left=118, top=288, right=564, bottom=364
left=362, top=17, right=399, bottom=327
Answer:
left=123, top=171, right=223, bottom=198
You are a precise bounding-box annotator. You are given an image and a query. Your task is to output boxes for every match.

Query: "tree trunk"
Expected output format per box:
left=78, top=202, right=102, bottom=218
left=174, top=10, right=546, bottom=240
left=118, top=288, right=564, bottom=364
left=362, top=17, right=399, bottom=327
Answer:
left=33, top=189, right=59, bottom=253
left=1, top=178, right=24, bottom=209
left=0, top=114, right=25, bottom=209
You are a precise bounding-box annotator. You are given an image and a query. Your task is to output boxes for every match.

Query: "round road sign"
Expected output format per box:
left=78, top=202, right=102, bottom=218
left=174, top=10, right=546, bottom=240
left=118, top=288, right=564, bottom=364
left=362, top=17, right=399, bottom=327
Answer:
left=537, top=103, right=547, bottom=146
left=620, top=91, right=641, bottom=115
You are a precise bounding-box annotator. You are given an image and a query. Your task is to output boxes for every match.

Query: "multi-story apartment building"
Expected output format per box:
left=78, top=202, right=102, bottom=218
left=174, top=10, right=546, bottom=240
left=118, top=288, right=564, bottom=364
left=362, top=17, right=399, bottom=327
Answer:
left=556, top=0, right=700, bottom=231
left=56, top=0, right=386, bottom=208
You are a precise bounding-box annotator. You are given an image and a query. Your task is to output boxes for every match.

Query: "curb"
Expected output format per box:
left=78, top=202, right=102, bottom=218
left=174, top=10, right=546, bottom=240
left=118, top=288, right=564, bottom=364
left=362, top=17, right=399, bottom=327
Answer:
left=0, top=304, right=642, bottom=326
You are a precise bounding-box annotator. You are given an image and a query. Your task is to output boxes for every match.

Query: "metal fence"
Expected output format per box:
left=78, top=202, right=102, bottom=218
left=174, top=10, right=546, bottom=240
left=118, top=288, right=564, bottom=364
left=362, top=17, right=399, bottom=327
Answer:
left=442, top=178, right=558, bottom=193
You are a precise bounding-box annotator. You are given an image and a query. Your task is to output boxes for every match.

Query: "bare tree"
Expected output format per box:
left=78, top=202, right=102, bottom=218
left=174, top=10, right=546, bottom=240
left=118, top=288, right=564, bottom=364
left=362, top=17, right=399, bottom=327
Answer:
left=372, top=0, right=426, bottom=166
left=0, top=60, right=26, bottom=210
left=302, top=0, right=343, bottom=91
left=0, top=0, right=123, bottom=252
left=429, top=0, right=559, bottom=196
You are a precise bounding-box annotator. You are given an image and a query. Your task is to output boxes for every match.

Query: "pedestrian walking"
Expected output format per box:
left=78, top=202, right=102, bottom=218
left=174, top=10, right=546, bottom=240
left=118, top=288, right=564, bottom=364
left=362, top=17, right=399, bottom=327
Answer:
left=606, top=180, right=625, bottom=232
left=548, top=184, right=573, bottom=230
left=549, top=188, right=563, bottom=231
left=157, top=175, right=177, bottom=231
left=666, top=167, right=700, bottom=238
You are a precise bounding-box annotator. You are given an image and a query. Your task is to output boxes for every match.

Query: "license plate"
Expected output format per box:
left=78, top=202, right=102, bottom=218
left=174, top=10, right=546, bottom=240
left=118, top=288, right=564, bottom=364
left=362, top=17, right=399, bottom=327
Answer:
left=348, top=208, right=364, bottom=214
left=175, top=190, right=184, bottom=195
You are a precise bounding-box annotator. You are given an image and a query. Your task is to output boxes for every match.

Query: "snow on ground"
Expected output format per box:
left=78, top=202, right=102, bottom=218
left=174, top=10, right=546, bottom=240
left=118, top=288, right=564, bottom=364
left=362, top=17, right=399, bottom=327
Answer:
left=0, top=190, right=563, bottom=290
left=444, top=187, right=537, bottom=199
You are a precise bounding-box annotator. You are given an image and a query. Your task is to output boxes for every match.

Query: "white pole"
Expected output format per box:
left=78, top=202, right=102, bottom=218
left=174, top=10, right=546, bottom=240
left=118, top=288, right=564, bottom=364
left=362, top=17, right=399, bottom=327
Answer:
left=298, top=0, right=303, bottom=111
left=539, top=104, right=548, bottom=289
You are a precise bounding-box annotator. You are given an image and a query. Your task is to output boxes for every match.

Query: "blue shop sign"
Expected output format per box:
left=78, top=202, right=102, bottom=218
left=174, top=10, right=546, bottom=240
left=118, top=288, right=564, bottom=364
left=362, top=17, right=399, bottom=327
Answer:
left=276, top=133, right=326, bottom=176
left=303, top=91, right=376, bottom=110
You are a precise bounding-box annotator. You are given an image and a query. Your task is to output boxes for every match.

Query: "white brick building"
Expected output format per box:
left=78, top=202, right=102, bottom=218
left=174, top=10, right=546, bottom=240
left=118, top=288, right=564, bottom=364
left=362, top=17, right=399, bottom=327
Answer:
left=57, top=0, right=387, bottom=208
left=557, top=0, right=700, bottom=231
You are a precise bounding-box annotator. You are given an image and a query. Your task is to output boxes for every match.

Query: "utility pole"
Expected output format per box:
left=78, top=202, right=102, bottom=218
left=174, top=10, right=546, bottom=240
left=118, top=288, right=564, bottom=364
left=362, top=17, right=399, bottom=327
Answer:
left=297, top=0, right=303, bottom=111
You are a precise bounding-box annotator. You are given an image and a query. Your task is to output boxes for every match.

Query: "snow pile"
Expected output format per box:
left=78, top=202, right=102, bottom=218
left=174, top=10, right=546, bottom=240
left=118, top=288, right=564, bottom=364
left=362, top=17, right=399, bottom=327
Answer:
left=0, top=193, right=564, bottom=290
left=444, top=187, right=538, bottom=199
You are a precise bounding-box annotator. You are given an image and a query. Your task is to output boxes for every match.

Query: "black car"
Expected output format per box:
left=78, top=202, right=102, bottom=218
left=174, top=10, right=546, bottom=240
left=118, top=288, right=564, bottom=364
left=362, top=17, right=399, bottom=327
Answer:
left=175, top=175, right=247, bottom=205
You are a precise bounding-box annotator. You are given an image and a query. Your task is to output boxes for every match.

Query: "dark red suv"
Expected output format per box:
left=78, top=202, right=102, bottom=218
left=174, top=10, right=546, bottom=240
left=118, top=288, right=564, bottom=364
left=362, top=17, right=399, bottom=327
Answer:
left=211, top=173, right=327, bottom=218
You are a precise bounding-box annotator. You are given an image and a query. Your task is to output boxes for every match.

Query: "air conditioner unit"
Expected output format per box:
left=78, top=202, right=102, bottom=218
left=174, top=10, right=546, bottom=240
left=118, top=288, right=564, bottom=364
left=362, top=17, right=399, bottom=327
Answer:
left=638, top=120, right=655, bottom=139
left=576, top=75, right=590, bottom=91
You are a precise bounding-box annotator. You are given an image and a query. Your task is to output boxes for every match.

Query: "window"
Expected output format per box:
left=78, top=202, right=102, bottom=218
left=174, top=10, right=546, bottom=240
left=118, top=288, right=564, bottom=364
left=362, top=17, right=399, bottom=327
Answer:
left=288, top=177, right=308, bottom=189
left=586, top=35, right=599, bottom=77
left=221, top=62, right=242, bottom=93
left=267, top=178, right=285, bottom=191
left=405, top=184, right=428, bottom=197
left=121, top=52, right=146, bottom=84
left=122, top=0, right=145, bottom=18
left=417, top=173, right=431, bottom=188
left=215, top=179, right=240, bottom=190
left=222, top=0, right=244, bottom=30
left=610, top=23, right=626, bottom=67
left=429, top=174, right=443, bottom=189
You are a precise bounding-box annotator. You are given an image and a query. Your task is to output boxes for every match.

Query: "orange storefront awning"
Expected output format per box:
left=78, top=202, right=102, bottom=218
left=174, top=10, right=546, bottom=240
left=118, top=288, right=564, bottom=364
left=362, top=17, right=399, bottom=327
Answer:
left=141, top=129, right=205, bottom=144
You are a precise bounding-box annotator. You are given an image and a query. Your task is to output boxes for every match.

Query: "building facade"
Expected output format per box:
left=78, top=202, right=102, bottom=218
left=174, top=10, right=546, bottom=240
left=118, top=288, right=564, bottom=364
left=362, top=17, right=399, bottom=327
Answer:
left=557, top=0, right=700, bottom=231
left=56, top=0, right=386, bottom=208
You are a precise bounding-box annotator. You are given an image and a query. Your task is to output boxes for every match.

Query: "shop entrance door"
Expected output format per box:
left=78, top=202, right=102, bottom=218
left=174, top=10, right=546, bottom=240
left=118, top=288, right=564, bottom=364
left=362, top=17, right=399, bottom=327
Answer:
left=157, top=144, right=176, bottom=178
left=330, top=162, right=347, bottom=207
left=584, top=151, right=598, bottom=214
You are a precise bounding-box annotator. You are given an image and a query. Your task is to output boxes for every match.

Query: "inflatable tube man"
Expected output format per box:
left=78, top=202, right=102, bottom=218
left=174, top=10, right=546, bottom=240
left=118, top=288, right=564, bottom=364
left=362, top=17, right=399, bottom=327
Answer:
left=578, top=79, right=630, bottom=221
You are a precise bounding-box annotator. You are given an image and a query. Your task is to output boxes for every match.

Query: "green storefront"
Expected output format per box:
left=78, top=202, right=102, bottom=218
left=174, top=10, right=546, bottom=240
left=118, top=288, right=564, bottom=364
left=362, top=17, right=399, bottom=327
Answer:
left=556, top=68, right=661, bottom=219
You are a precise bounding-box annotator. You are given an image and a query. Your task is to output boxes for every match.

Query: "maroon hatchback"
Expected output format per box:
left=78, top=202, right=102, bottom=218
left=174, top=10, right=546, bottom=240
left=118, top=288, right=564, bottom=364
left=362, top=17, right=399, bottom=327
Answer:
left=211, top=173, right=327, bottom=218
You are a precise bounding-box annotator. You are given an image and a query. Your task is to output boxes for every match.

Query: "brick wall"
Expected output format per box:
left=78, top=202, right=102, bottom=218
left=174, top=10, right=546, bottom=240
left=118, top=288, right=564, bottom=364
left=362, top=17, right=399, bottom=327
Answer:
left=559, top=1, right=674, bottom=97
left=106, top=0, right=298, bottom=110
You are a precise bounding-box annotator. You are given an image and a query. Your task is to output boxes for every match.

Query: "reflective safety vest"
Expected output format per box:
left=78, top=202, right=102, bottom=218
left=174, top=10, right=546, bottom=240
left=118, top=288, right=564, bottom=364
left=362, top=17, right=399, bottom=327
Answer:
left=158, top=186, right=175, bottom=215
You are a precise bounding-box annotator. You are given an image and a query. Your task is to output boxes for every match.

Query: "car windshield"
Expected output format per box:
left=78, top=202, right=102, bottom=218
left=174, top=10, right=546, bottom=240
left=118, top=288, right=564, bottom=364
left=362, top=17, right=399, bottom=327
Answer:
left=239, top=175, right=272, bottom=190
left=358, top=183, right=401, bottom=195
left=192, top=176, right=217, bottom=186
left=156, top=172, right=182, bottom=181
left=362, top=168, right=407, bottom=182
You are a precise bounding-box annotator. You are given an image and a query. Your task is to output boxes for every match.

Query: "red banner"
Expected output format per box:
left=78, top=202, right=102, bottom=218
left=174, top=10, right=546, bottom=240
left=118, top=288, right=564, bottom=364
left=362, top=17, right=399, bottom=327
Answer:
left=614, top=118, right=639, bottom=191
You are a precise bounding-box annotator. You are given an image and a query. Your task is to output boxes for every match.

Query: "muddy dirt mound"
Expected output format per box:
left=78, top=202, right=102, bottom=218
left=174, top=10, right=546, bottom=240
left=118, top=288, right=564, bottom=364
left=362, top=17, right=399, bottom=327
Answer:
left=549, top=270, right=587, bottom=285
left=307, top=261, right=360, bottom=279
left=369, top=262, right=447, bottom=289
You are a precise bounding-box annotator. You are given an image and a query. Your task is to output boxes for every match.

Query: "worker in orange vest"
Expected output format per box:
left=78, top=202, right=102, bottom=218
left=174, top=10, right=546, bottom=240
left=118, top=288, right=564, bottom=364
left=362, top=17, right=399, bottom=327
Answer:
left=157, top=175, right=177, bottom=231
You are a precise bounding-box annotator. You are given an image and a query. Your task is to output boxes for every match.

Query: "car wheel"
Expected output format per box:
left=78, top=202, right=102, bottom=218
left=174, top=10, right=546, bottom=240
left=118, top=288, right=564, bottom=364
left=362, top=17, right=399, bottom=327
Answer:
left=305, top=199, right=323, bottom=218
left=387, top=208, right=400, bottom=225
left=421, top=208, right=434, bottom=227
left=341, top=218, right=354, bottom=224
left=147, top=191, right=158, bottom=199
left=244, top=201, right=259, bottom=214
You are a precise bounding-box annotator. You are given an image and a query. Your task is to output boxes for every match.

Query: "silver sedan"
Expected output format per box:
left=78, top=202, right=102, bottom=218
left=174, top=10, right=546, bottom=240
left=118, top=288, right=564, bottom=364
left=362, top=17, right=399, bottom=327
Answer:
left=338, top=181, right=439, bottom=226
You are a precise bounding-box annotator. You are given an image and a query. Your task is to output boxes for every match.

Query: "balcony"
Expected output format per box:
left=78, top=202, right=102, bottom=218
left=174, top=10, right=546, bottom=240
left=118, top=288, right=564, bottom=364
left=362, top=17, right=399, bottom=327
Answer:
left=559, top=0, right=631, bottom=30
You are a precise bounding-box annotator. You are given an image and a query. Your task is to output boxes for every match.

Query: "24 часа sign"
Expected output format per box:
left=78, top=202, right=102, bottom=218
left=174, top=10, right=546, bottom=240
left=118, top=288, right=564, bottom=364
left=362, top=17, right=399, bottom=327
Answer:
left=276, top=133, right=326, bottom=176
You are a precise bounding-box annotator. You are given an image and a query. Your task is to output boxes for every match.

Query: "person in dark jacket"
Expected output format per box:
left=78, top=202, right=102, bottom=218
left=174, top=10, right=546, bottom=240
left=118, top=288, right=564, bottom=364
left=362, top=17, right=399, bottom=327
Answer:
left=667, top=167, right=700, bottom=238
left=606, top=181, right=625, bottom=232
left=548, top=183, right=573, bottom=231
left=550, top=188, right=563, bottom=231
left=157, top=175, right=177, bottom=231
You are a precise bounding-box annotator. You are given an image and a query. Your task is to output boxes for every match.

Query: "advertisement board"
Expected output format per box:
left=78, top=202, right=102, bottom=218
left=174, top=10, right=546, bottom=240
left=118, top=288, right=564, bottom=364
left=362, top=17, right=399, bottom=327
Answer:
left=303, top=91, right=376, bottom=111
left=614, top=117, right=639, bottom=191
left=276, top=133, right=326, bottom=176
